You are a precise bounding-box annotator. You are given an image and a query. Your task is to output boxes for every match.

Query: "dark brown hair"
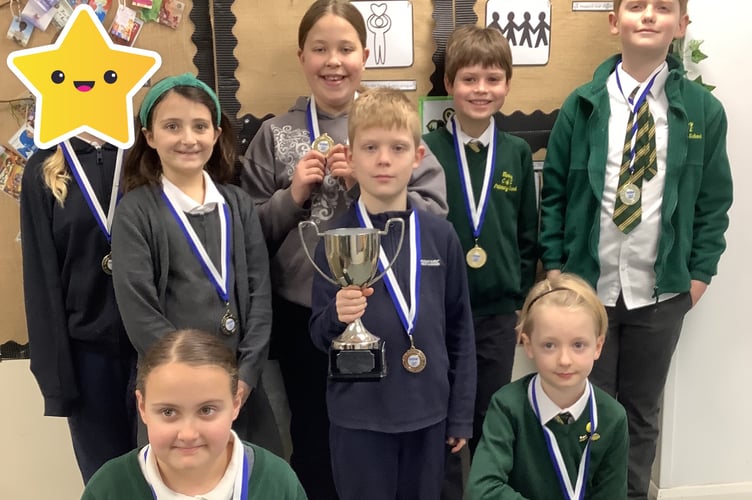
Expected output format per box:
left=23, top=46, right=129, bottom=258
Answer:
left=445, top=25, right=513, bottom=84
left=298, top=0, right=367, bottom=49
left=136, top=329, right=239, bottom=396
left=122, top=85, right=236, bottom=193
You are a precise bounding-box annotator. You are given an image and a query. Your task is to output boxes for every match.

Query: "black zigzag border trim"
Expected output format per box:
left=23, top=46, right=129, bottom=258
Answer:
left=0, top=341, right=30, bottom=360
left=429, top=0, right=452, bottom=96
left=213, top=0, right=241, bottom=138
left=190, top=1, right=216, bottom=88
left=455, top=0, right=478, bottom=29
left=429, top=1, right=478, bottom=96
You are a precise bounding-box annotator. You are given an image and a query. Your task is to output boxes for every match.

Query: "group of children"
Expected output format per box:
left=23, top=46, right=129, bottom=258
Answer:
left=19, top=0, right=731, bottom=499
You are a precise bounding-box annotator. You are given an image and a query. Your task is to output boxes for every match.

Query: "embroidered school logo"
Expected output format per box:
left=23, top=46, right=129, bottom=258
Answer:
left=421, top=258, right=442, bottom=267
left=6, top=5, right=161, bottom=149
left=494, top=171, right=518, bottom=192
left=688, top=121, right=703, bottom=140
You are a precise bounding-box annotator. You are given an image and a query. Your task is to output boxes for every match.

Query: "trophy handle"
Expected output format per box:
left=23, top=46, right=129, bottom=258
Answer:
left=368, top=217, right=405, bottom=286
left=298, top=220, right=341, bottom=287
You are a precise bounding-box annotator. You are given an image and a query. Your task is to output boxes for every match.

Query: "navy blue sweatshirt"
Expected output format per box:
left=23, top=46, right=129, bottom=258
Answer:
left=309, top=203, right=476, bottom=438
left=20, top=139, right=132, bottom=416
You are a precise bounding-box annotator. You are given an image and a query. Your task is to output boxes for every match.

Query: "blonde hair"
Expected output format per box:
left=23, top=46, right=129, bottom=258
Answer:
left=445, top=25, right=513, bottom=84
left=42, top=147, right=71, bottom=206
left=348, top=87, right=421, bottom=146
left=517, top=273, right=608, bottom=340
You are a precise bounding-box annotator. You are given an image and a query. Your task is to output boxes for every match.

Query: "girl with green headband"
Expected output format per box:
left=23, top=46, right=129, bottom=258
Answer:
left=110, top=74, right=282, bottom=457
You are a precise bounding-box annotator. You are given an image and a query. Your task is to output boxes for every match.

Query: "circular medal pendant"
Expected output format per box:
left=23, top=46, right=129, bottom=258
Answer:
left=466, top=245, right=487, bottom=269
left=221, top=310, right=238, bottom=336
left=402, top=347, right=427, bottom=373
left=619, top=183, right=641, bottom=206
left=312, top=133, right=334, bottom=156
left=101, top=253, right=113, bottom=275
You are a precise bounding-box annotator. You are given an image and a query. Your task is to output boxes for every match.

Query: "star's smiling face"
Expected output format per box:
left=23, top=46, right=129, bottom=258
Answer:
left=50, top=68, right=119, bottom=93
left=6, top=5, right=161, bottom=148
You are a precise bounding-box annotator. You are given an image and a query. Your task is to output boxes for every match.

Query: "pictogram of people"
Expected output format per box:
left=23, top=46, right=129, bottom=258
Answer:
left=489, top=10, right=550, bottom=48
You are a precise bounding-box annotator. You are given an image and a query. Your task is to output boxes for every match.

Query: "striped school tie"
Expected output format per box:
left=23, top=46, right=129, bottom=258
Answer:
left=554, top=412, right=575, bottom=425
left=612, top=86, right=657, bottom=233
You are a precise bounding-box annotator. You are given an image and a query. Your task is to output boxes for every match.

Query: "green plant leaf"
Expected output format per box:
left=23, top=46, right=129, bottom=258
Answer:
left=688, top=39, right=709, bottom=64
left=693, top=75, right=716, bottom=92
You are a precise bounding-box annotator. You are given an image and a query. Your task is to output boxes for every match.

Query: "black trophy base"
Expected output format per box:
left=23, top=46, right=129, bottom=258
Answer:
left=328, top=340, right=386, bottom=382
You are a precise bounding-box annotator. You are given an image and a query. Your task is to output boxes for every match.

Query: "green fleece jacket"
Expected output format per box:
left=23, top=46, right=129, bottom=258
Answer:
left=467, top=374, right=628, bottom=500
left=540, top=54, right=733, bottom=295
left=81, top=442, right=307, bottom=499
left=423, top=128, right=538, bottom=314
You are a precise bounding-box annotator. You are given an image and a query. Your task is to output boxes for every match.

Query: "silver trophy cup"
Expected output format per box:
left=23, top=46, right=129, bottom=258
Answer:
left=299, top=218, right=404, bottom=381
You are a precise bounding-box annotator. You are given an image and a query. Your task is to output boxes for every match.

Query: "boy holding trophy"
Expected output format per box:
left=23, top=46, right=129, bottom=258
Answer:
left=308, top=88, right=476, bottom=500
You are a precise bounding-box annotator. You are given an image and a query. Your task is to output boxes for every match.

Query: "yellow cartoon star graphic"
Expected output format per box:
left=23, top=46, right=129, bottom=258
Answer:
left=6, top=5, right=161, bottom=149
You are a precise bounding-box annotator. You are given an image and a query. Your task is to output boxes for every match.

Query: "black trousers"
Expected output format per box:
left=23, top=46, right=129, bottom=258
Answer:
left=67, top=343, right=137, bottom=484
left=271, top=294, right=338, bottom=500
left=442, top=313, right=517, bottom=500
left=590, top=292, right=692, bottom=500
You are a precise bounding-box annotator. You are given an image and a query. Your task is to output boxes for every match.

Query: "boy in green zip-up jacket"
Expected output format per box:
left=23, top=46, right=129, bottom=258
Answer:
left=540, top=1, right=732, bottom=498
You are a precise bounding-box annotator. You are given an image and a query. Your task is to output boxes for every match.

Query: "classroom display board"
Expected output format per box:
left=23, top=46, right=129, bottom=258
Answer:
left=0, top=0, right=619, bottom=346
left=0, top=0, right=198, bottom=345
left=234, top=0, right=619, bottom=118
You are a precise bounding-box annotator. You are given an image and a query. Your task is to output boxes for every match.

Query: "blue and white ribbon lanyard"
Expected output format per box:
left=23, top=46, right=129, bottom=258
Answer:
left=529, top=375, right=598, bottom=500
left=306, top=95, right=327, bottom=145
left=141, top=445, right=250, bottom=500
left=615, top=62, right=662, bottom=174
left=61, top=140, right=124, bottom=273
left=355, top=199, right=423, bottom=364
left=448, top=116, right=497, bottom=269
left=160, top=187, right=235, bottom=334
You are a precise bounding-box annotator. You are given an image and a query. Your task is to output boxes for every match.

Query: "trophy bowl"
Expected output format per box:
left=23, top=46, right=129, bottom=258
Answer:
left=300, top=219, right=404, bottom=381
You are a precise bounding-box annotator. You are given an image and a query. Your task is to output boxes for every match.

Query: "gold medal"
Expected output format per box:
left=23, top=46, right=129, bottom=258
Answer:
left=220, top=307, right=237, bottom=336
left=402, top=336, right=426, bottom=373
left=312, top=133, right=334, bottom=156
left=466, top=245, right=487, bottom=269
left=402, top=347, right=427, bottom=373
left=619, top=183, right=641, bottom=206
left=101, top=253, right=113, bottom=275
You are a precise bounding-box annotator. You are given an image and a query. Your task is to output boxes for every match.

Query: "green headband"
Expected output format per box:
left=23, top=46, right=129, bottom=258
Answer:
left=139, top=73, right=221, bottom=127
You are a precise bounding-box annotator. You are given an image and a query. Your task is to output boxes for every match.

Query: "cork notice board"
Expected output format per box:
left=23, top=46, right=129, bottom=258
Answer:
left=0, top=1, right=197, bottom=345
left=0, top=0, right=619, bottom=345
left=234, top=0, right=619, bottom=117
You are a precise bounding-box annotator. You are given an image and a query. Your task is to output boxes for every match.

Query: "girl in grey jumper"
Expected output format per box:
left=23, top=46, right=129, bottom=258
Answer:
left=111, top=74, right=281, bottom=455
